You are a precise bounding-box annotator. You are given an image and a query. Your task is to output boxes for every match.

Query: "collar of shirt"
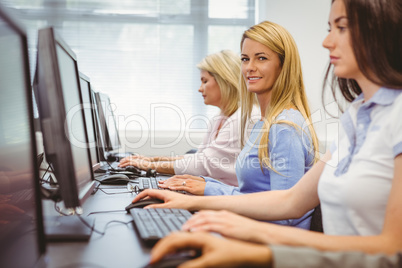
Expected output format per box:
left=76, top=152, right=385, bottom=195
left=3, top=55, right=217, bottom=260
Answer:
left=334, top=87, right=402, bottom=176
left=353, top=87, right=402, bottom=107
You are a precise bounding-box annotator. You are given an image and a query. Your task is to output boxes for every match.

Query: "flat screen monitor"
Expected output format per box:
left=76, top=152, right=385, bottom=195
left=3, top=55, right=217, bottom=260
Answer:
left=90, top=88, right=107, bottom=161
left=0, top=4, right=46, bottom=267
left=94, top=92, right=121, bottom=154
left=79, top=72, right=100, bottom=172
left=35, top=26, right=95, bottom=212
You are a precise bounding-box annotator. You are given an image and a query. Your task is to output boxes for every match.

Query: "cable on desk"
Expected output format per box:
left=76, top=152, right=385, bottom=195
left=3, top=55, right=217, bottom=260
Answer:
left=78, top=215, right=132, bottom=236
left=95, top=185, right=140, bottom=195
left=54, top=202, right=70, bottom=216
left=95, top=188, right=135, bottom=195
left=52, top=203, right=131, bottom=236
left=87, top=210, right=126, bottom=215
left=39, top=164, right=52, bottom=184
left=55, top=262, right=106, bottom=268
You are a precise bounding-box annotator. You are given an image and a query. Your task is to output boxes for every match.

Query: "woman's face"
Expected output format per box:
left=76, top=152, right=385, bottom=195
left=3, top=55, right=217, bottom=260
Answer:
left=241, top=38, right=282, bottom=98
left=198, top=70, right=221, bottom=108
left=322, top=0, right=361, bottom=80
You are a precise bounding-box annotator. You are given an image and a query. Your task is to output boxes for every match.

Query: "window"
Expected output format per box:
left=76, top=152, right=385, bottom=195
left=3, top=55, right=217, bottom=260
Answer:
left=1, top=0, right=255, bottom=132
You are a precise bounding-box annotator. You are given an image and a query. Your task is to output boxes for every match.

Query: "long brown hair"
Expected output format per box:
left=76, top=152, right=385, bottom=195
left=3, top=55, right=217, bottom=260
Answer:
left=323, top=0, right=402, bottom=108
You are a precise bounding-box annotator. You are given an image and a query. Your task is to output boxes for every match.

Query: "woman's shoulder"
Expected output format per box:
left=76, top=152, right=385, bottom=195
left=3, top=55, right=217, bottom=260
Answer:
left=276, top=108, right=305, bottom=126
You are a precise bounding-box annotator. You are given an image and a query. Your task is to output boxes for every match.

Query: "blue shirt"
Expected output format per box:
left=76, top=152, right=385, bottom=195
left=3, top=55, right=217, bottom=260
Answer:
left=203, top=109, right=315, bottom=229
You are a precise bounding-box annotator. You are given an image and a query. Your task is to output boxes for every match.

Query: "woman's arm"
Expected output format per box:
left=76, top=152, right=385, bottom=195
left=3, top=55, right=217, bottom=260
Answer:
left=132, top=151, right=329, bottom=220
left=173, top=111, right=242, bottom=186
left=148, top=232, right=402, bottom=268
left=251, top=154, right=402, bottom=255
left=271, top=245, right=402, bottom=268
left=149, top=155, right=184, bottom=162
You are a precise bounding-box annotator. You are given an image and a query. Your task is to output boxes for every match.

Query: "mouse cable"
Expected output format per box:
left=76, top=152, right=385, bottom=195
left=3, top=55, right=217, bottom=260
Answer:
left=39, top=164, right=52, bottom=184
left=54, top=262, right=106, bottom=268
left=53, top=202, right=71, bottom=216
left=96, top=188, right=137, bottom=195
left=53, top=202, right=131, bottom=236
left=77, top=214, right=132, bottom=236
left=87, top=209, right=126, bottom=216
left=95, top=184, right=140, bottom=195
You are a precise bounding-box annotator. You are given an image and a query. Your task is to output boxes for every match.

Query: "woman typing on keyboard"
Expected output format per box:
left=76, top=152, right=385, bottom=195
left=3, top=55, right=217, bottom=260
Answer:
left=133, top=0, right=402, bottom=265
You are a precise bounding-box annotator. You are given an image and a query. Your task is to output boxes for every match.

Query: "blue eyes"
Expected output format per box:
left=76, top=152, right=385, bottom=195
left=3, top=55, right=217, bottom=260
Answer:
left=241, top=57, right=267, bottom=62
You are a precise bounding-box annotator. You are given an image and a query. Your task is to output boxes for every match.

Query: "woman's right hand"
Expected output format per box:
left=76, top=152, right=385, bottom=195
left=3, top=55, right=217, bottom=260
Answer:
left=182, top=210, right=274, bottom=244
left=131, top=189, right=195, bottom=210
left=149, top=232, right=272, bottom=268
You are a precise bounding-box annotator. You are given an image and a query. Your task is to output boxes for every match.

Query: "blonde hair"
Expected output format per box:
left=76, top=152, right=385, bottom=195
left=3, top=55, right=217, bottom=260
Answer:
left=197, top=50, right=241, bottom=117
left=240, top=21, right=319, bottom=170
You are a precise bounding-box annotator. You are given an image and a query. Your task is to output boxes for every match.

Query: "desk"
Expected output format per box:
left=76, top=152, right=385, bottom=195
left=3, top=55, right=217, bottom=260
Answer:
left=44, top=184, right=152, bottom=268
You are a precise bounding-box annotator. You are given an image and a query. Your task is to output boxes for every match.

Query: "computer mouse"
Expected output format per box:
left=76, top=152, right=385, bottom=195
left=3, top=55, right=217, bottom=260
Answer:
left=125, top=165, right=143, bottom=175
left=143, top=251, right=199, bottom=268
left=96, top=174, right=130, bottom=185
left=125, top=198, right=164, bottom=212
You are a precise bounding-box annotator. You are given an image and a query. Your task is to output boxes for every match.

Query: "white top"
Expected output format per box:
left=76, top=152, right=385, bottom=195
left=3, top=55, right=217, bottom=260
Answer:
left=173, top=108, right=258, bottom=186
left=318, top=88, right=402, bottom=236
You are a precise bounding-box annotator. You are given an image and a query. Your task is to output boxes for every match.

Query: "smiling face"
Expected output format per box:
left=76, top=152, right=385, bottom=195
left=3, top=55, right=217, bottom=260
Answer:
left=322, top=0, right=362, bottom=80
left=198, top=70, right=221, bottom=108
left=241, top=38, right=282, bottom=101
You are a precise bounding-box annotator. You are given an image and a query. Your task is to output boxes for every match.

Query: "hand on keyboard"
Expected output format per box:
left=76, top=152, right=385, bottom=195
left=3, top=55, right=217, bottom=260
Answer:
left=158, top=175, right=206, bottom=195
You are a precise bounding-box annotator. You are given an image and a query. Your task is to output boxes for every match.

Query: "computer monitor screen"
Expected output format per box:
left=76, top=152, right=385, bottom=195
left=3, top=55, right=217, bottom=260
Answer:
left=95, top=92, right=121, bottom=152
left=79, top=72, right=100, bottom=171
left=35, top=27, right=95, bottom=210
left=0, top=5, right=46, bottom=267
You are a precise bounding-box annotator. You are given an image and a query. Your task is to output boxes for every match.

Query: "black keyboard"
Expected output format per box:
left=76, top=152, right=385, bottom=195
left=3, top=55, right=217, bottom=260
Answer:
left=137, top=177, right=186, bottom=194
left=128, top=208, right=192, bottom=245
left=138, top=177, right=162, bottom=190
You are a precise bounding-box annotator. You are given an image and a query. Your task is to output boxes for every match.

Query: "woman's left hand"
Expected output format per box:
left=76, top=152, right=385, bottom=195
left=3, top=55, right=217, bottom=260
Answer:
left=182, top=210, right=273, bottom=244
left=158, top=175, right=206, bottom=195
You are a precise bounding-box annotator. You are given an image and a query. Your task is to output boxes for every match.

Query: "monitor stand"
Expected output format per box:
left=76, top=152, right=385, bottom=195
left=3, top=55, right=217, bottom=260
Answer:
left=44, top=215, right=94, bottom=242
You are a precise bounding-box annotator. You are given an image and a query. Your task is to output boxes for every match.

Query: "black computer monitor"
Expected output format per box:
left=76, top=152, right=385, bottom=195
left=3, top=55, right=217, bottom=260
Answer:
left=79, top=72, right=101, bottom=172
left=90, top=88, right=108, bottom=162
left=94, top=92, right=122, bottom=157
left=35, top=26, right=95, bottom=212
left=0, top=4, right=46, bottom=267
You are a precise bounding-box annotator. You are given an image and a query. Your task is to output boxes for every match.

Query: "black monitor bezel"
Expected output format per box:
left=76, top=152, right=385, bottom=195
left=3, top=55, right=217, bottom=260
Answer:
left=0, top=2, right=46, bottom=265
left=94, top=92, right=121, bottom=153
left=78, top=72, right=101, bottom=172
left=36, top=26, right=95, bottom=210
